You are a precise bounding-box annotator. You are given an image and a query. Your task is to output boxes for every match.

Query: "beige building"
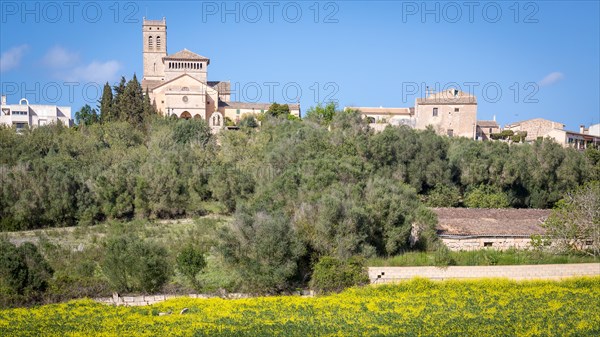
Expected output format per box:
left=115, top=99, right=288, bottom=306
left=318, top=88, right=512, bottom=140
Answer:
left=347, top=89, right=478, bottom=138
left=505, top=118, right=600, bottom=149
left=0, top=96, right=72, bottom=131
left=141, top=18, right=298, bottom=128
left=220, top=102, right=300, bottom=124
left=434, top=208, right=551, bottom=251
left=476, top=120, right=500, bottom=141
left=414, top=89, right=478, bottom=138
left=346, top=106, right=416, bottom=127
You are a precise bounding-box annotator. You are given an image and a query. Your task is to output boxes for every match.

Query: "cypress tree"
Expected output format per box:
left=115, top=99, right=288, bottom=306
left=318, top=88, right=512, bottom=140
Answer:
left=99, top=82, right=114, bottom=122
left=112, top=76, right=127, bottom=122
left=143, top=88, right=157, bottom=119
left=122, top=74, right=144, bottom=127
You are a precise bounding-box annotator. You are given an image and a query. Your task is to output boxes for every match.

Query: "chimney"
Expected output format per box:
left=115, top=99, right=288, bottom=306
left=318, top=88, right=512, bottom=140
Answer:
left=1, top=95, right=6, bottom=105
left=493, top=114, right=496, bottom=122
left=580, top=125, right=586, bottom=134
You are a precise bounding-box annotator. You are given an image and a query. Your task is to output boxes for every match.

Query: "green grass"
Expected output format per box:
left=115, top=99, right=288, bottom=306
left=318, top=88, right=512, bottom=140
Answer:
left=367, top=249, right=599, bottom=267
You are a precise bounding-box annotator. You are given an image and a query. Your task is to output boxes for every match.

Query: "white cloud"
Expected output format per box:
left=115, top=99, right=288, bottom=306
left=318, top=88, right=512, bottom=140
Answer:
left=64, top=60, right=122, bottom=83
left=538, top=72, right=565, bottom=87
left=42, top=46, right=79, bottom=68
left=0, top=44, right=29, bottom=72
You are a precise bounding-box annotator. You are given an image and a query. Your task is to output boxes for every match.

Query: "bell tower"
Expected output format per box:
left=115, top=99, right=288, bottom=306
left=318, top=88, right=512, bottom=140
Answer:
left=142, top=18, right=167, bottom=81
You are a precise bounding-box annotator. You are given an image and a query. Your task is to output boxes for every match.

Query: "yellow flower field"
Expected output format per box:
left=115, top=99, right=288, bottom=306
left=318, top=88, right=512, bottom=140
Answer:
left=1, top=277, right=599, bottom=337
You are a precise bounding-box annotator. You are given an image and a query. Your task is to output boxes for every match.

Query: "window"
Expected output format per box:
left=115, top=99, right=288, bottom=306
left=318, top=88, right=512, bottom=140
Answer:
left=236, top=109, right=240, bottom=115
left=447, top=129, right=454, bottom=137
left=483, top=242, right=493, bottom=247
left=454, top=108, right=459, bottom=112
left=585, top=240, right=593, bottom=246
left=156, top=36, right=161, bottom=49
left=433, top=107, right=438, bottom=117
left=148, top=36, right=153, bottom=49
left=489, top=128, right=492, bottom=134
left=14, top=122, right=27, bottom=130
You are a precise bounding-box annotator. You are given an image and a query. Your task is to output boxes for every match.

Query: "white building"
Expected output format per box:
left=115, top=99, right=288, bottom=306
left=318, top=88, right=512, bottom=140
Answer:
left=0, top=96, right=73, bottom=131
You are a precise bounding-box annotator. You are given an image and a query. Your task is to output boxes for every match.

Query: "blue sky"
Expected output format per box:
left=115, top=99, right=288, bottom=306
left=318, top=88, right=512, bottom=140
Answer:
left=1, top=1, right=599, bottom=130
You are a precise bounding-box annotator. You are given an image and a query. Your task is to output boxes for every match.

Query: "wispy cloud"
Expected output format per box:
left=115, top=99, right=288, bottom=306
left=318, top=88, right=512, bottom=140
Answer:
left=538, top=72, right=565, bottom=87
left=0, top=44, right=29, bottom=72
left=41, top=46, right=121, bottom=84
left=64, top=60, right=122, bottom=83
left=42, top=46, right=80, bottom=68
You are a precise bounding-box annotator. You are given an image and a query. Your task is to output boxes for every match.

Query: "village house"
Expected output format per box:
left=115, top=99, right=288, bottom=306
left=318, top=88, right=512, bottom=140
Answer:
left=505, top=118, right=600, bottom=150
left=0, top=96, right=73, bottom=131
left=347, top=88, right=478, bottom=138
left=433, top=208, right=551, bottom=251
left=475, top=120, right=500, bottom=141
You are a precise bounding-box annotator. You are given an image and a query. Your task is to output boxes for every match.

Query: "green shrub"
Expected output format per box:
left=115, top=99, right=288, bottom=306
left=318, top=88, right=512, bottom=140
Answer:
left=101, top=234, right=171, bottom=293
left=424, top=184, right=462, bottom=207
left=309, top=256, right=370, bottom=294
left=0, top=240, right=29, bottom=295
left=176, top=244, right=207, bottom=290
left=464, top=184, right=510, bottom=208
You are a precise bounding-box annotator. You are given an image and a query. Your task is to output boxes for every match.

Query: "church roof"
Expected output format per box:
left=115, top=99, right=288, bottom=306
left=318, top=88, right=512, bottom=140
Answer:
left=208, top=81, right=230, bottom=94
left=165, top=49, right=210, bottom=63
left=477, top=120, right=499, bottom=128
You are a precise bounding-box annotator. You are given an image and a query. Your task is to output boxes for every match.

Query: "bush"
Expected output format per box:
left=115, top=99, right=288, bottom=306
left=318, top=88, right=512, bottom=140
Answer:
left=217, top=211, right=305, bottom=294
left=424, top=184, right=462, bottom=207
left=176, top=244, right=207, bottom=290
left=101, top=234, right=171, bottom=293
left=0, top=240, right=29, bottom=295
left=0, top=240, right=54, bottom=307
left=309, top=256, right=369, bottom=294
left=464, top=184, right=510, bottom=208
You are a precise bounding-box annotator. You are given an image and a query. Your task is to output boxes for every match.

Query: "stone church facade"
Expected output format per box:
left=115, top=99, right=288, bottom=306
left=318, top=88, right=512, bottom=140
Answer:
left=142, top=18, right=227, bottom=127
left=141, top=18, right=301, bottom=128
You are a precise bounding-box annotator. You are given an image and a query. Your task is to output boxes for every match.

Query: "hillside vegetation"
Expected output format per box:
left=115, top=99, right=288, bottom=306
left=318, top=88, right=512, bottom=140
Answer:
left=1, top=104, right=599, bottom=305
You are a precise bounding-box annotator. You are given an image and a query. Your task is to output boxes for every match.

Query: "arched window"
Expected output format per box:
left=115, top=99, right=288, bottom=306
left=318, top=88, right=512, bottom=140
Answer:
left=148, top=36, right=153, bottom=49
left=156, top=36, right=161, bottom=49
left=200, top=63, right=203, bottom=69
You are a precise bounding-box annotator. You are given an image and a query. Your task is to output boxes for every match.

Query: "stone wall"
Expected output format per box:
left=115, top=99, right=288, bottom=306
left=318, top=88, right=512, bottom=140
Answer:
left=368, top=263, right=600, bottom=283
left=440, top=236, right=533, bottom=251
left=95, top=290, right=314, bottom=306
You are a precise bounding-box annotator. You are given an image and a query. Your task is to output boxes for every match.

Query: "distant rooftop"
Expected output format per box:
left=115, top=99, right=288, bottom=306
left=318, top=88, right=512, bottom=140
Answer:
left=433, top=208, right=550, bottom=237
left=477, top=120, right=499, bottom=128
left=347, top=107, right=413, bottom=115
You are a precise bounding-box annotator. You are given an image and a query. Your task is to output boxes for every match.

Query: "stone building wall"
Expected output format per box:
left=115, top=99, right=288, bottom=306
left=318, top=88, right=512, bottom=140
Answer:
left=414, top=89, right=477, bottom=138
left=440, top=236, right=534, bottom=251
left=505, top=118, right=565, bottom=142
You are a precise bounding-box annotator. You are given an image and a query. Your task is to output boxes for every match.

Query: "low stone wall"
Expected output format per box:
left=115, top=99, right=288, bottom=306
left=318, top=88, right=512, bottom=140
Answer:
left=368, top=263, right=600, bottom=284
left=95, top=291, right=314, bottom=306
left=94, top=293, right=253, bottom=306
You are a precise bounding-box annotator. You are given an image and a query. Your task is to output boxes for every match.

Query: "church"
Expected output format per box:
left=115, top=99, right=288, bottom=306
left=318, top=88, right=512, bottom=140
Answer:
left=141, top=18, right=300, bottom=128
